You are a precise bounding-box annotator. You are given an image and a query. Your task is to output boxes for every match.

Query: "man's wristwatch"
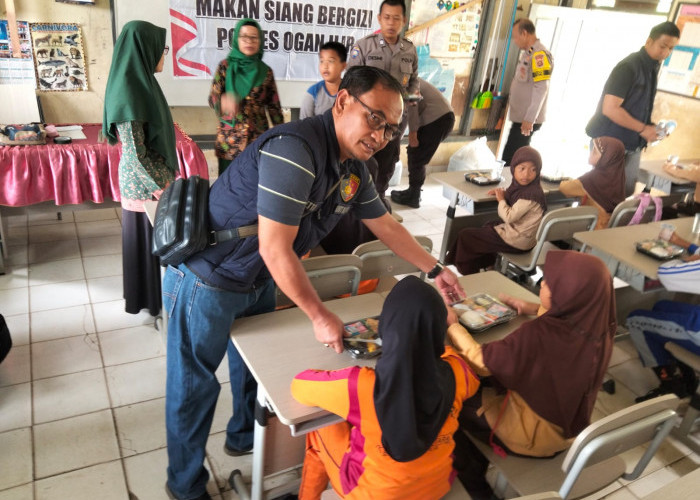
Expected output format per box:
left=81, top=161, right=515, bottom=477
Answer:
left=427, top=261, right=445, bottom=280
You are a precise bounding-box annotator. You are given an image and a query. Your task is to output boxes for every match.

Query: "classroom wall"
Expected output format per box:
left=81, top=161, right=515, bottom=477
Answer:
left=8, top=0, right=113, bottom=124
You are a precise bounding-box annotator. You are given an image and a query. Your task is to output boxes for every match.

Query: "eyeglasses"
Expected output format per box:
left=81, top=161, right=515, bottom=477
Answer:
left=351, top=94, right=401, bottom=141
left=239, top=35, right=260, bottom=42
left=163, top=46, right=169, bottom=55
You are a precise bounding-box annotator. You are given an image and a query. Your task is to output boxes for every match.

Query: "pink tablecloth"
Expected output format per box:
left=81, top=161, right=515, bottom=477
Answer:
left=0, top=123, right=209, bottom=207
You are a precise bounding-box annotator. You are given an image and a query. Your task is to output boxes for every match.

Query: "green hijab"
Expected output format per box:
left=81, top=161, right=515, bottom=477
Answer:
left=225, top=19, right=268, bottom=101
left=102, top=20, right=177, bottom=174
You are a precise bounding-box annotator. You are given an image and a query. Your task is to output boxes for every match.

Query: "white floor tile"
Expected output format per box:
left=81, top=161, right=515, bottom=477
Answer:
left=28, top=239, right=81, bottom=264
left=91, top=299, right=154, bottom=332
left=73, top=208, right=119, bottom=222
left=0, top=287, right=29, bottom=316
left=87, top=275, right=124, bottom=303
left=0, top=483, right=33, bottom=500
left=29, top=280, right=90, bottom=312
left=79, top=235, right=122, bottom=257
left=0, top=428, right=32, bottom=490
left=27, top=211, right=73, bottom=225
left=207, top=430, right=253, bottom=492
left=33, top=410, right=120, bottom=479
left=0, top=345, right=30, bottom=387
left=607, top=359, right=659, bottom=399
left=34, top=460, right=128, bottom=500
left=76, top=220, right=122, bottom=240
left=105, top=357, right=167, bottom=407
left=4, top=313, right=29, bottom=346
left=29, top=258, right=85, bottom=286
left=99, top=325, right=165, bottom=366
left=83, top=253, right=123, bottom=279
left=31, top=304, right=95, bottom=342
left=33, top=368, right=110, bottom=424
left=31, top=334, right=102, bottom=380
left=123, top=447, right=220, bottom=500
left=6, top=225, right=28, bottom=246
left=216, top=353, right=231, bottom=384
left=625, top=463, right=684, bottom=498
left=28, top=223, right=77, bottom=244
left=0, top=265, right=28, bottom=290
left=113, top=398, right=166, bottom=457
left=7, top=244, right=28, bottom=266
left=212, top=382, right=233, bottom=435
left=0, top=383, right=31, bottom=433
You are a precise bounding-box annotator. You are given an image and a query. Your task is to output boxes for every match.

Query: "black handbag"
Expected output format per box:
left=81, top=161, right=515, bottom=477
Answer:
left=0, top=314, right=12, bottom=364
left=151, top=176, right=259, bottom=267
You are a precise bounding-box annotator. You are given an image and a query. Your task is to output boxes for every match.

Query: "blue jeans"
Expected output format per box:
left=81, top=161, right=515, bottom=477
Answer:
left=163, top=264, right=275, bottom=499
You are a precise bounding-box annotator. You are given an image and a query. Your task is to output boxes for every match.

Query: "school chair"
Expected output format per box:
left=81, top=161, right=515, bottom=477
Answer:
left=496, top=205, right=598, bottom=280
left=607, top=197, right=660, bottom=228
left=319, top=475, right=471, bottom=499
left=664, top=341, right=700, bottom=454
left=275, top=254, right=363, bottom=308
left=465, top=393, right=679, bottom=500
left=352, top=235, right=433, bottom=292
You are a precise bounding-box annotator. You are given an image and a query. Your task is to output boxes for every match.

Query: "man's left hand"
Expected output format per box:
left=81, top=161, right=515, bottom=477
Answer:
left=521, top=121, right=534, bottom=136
left=435, top=268, right=465, bottom=305
left=408, top=131, right=419, bottom=148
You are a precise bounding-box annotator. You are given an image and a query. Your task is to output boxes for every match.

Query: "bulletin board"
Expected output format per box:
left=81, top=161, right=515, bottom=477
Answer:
left=658, top=2, right=700, bottom=98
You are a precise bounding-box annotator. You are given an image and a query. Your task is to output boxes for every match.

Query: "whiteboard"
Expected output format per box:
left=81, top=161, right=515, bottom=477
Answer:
left=113, top=1, right=319, bottom=107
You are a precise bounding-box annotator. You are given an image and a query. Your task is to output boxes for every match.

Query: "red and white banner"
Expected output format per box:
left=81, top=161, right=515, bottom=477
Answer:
left=169, top=0, right=378, bottom=80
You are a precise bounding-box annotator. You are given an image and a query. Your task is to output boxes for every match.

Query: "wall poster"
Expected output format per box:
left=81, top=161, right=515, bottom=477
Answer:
left=30, top=23, right=88, bottom=92
left=0, top=20, right=36, bottom=85
left=658, top=3, right=700, bottom=98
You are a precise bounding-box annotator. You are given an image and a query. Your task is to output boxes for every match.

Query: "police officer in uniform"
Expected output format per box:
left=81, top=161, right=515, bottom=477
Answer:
left=501, top=18, right=553, bottom=167
left=347, top=0, right=419, bottom=205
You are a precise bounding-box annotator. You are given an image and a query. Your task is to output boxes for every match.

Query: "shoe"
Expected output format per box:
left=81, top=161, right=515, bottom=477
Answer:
left=224, top=442, right=253, bottom=457
left=390, top=187, right=421, bottom=208
left=635, top=378, right=690, bottom=403
left=165, top=482, right=212, bottom=500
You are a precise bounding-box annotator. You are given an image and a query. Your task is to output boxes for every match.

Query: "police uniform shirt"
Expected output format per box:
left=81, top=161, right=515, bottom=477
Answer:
left=347, top=33, right=420, bottom=131
left=508, top=39, right=553, bottom=124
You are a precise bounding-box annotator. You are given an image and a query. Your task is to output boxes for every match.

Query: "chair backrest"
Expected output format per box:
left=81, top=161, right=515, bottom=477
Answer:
left=535, top=205, right=599, bottom=242
left=352, top=235, right=433, bottom=281
left=608, top=198, right=657, bottom=227
left=558, top=394, right=679, bottom=498
left=276, top=254, right=363, bottom=308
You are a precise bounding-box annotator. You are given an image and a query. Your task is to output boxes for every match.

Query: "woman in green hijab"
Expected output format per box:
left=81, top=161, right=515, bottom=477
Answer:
left=103, top=20, right=175, bottom=317
left=209, top=18, right=283, bottom=175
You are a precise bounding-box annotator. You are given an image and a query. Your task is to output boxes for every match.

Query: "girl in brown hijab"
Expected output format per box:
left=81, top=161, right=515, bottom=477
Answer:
left=445, top=146, right=547, bottom=275
left=560, top=137, right=626, bottom=229
left=448, top=251, right=616, bottom=499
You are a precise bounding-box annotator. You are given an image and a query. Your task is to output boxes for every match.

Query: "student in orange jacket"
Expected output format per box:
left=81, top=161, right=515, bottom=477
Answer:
left=291, top=276, right=480, bottom=499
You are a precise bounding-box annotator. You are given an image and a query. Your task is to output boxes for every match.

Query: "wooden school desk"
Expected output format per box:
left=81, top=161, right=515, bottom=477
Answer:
left=430, top=170, right=574, bottom=261
left=573, top=217, right=695, bottom=293
left=229, top=271, right=539, bottom=499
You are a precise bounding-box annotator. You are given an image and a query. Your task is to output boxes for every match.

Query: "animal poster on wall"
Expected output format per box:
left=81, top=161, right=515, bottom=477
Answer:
left=30, top=23, right=87, bottom=92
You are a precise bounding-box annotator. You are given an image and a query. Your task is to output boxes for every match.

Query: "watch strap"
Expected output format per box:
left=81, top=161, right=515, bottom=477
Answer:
left=427, top=261, right=445, bottom=279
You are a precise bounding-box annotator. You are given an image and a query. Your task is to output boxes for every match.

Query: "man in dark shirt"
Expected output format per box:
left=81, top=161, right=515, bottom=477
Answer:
left=586, top=21, right=679, bottom=196
left=162, top=66, right=465, bottom=500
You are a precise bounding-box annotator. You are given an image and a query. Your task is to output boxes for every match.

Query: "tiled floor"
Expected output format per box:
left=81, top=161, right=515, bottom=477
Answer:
left=0, top=174, right=698, bottom=500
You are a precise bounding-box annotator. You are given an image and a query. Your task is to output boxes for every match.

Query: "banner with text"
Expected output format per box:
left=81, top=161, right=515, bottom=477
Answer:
left=169, top=0, right=378, bottom=80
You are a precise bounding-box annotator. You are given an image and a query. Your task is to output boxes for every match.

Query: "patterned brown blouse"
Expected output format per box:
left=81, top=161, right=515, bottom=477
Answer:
left=209, top=62, right=283, bottom=161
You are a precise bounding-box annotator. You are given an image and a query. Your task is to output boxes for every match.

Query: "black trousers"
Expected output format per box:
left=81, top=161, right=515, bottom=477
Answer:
left=122, top=208, right=162, bottom=316
left=407, top=112, right=455, bottom=188
left=501, top=122, right=542, bottom=166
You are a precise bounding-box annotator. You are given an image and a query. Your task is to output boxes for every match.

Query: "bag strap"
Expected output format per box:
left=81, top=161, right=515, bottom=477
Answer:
left=209, top=177, right=344, bottom=245
left=488, top=390, right=510, bottom=458
left=629, top=193, right=662, bottom=225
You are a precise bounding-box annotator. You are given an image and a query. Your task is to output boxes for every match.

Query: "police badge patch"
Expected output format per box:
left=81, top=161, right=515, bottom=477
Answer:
left=351, top=47, right=360, bottom=59
left=340, top=174, right=360, bottom=202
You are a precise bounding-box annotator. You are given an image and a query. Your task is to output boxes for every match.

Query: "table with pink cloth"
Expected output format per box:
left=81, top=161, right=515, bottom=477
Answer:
left=0, top=123, right=208, bottom=273
left=0, top=123, right=208, bottom=207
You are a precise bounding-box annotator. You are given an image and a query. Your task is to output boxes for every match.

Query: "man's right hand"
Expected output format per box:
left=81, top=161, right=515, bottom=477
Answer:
left=640, top=124, right=659, bottom=144
left=312, top=310, right=346, bottom=353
